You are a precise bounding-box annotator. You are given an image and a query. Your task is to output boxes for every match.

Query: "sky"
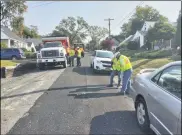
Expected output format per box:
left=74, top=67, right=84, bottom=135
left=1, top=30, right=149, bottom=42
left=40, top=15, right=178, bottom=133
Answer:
left=24, top=1, right=181, bottom=36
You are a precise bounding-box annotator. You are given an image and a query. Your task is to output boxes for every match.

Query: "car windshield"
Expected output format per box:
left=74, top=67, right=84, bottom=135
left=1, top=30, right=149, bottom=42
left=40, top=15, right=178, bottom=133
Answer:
left=43, top=42, right=62, bottom=48
left=96, top=51, right=114, bottom=58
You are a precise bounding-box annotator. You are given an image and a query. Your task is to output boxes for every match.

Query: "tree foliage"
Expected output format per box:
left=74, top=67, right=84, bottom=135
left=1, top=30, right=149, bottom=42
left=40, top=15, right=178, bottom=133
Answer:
left=11, top=16, right=24, bottom=37
left=147, top=22, right=176, bottom=42
left=120, top=5, right=168, bottom=37
left=175, top=10, right=181, bottom=47
left=1, top=0, right=27, bottom=26
left=88, top=25, right=108, bottom=50
left=100, top=39, right=114, bottom=50
left=23, top=26, right=40, bottom=38
left=51, top=16, right=89, bottom=45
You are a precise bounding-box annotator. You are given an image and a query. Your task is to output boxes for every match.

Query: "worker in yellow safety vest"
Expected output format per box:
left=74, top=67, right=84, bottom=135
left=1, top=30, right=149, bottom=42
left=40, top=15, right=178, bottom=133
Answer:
left=69, top=47, right=75, bottom=67
left=107, top=52, right=123, bottom=88
left=75, top=47, right=82, bottom=66
left=117, top=52, right=132, bottom=95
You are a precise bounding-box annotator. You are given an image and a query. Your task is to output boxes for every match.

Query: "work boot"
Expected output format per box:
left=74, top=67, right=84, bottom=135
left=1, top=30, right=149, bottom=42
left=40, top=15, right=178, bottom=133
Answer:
left=107, top=84, right=113, bottom=87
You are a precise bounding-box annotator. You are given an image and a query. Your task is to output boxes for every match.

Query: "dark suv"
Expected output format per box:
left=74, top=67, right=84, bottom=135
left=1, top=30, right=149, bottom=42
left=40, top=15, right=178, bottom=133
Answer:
left=0, top=48, right=26, bottom=60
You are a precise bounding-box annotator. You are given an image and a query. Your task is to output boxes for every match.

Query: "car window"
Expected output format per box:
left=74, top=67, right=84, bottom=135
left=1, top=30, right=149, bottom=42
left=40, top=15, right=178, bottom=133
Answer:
left=151, top=72, right=162, bottom=83
left=96, top=51, right=114, bottom=58
left=4, top=49, right=12, bottom=53
left=157, top=65, right=181, bottom=99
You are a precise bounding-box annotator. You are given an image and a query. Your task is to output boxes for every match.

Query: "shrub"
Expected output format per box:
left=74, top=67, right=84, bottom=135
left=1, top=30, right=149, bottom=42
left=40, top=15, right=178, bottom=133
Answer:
left=25, top=52, right=36, bottom=59
left=0, top=42, right=8, bottom=48
left=21, top=48, right=28, bottom=52
left=135, top=50, right=172, bottom=59
left=127, top=41, right=140, bottom=50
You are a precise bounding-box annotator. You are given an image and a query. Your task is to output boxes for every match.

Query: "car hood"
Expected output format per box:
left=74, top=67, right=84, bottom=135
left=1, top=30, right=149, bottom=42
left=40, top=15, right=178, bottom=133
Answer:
left=40, top=47, right=63, bottom=51
left=95, top=57, right=112, bottom=61
left=138, top=68, right=157, bottom=78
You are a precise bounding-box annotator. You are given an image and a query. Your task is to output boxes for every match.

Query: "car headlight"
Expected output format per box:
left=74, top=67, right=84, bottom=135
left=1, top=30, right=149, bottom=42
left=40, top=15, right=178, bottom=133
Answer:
left=96, top=60, right=102, bottom=64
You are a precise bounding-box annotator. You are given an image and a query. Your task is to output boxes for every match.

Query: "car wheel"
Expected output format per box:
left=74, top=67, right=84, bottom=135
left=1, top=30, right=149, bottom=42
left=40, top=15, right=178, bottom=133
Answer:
left=136, top=98, right=150, bottom=132
left=12, top=56, right=17, bottom=60
left=93, top=63, right=97, bottom=73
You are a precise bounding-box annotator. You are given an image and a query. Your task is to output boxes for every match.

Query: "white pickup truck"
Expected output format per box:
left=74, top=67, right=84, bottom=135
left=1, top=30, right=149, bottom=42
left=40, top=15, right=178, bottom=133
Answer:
left=37, top=41, right=68, bottom=70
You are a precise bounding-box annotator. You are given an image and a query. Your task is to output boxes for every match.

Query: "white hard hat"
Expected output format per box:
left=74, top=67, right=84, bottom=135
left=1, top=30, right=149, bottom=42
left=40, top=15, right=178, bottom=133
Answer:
left=114, top=52, right=120, bottom=57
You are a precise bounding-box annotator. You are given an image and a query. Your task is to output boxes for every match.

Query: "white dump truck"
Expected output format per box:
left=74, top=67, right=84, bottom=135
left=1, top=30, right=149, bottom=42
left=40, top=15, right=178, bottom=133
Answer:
left=37, top=37, right=70, bottom=70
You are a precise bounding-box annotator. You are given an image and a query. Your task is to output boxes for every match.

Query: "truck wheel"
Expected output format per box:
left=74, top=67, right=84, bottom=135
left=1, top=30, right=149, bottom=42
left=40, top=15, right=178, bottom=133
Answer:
left=38, top=63, right=45, bottom=70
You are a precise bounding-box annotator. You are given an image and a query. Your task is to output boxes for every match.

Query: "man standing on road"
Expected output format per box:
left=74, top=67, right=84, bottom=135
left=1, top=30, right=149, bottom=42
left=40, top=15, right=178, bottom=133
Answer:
left=107, top=52, right=122, bottom=88
left=75, top=47, right=82, bottom=66
left=117, top=52, right=132, bottom=95
left=69, top=47, right=75, bottom=67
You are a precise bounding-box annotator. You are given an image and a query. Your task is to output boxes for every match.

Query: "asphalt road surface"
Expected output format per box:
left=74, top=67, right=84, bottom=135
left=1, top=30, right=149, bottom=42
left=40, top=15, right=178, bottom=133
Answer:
left=7, top=54, right=144, bottom=134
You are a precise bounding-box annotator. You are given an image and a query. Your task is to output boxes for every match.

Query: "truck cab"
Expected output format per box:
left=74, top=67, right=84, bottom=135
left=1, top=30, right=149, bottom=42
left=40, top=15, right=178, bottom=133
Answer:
left=37, top=37, right=70, bottom=70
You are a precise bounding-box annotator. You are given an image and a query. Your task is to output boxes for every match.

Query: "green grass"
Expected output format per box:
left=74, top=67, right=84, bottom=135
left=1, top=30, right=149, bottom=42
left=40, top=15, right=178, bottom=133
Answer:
left=130, top=58, right=174, bottom=78
left=1, top=60, right=18, bottom=67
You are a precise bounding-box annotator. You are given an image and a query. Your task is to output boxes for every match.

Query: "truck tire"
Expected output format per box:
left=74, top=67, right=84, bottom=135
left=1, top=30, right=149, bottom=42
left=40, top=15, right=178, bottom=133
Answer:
left=38, top=63, right=45, bottom=70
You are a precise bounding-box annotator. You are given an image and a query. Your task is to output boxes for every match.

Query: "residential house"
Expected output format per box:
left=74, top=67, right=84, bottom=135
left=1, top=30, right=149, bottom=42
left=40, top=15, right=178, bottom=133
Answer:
left=1, top=25, right=28, bottom=49
left=24, top=38, right=42, bottom=52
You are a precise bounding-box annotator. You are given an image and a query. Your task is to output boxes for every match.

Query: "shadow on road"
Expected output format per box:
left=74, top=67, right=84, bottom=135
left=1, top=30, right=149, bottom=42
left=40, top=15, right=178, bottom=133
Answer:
left=72, top=66, right=110, bottom=76
left=1, top=84, right=107, bottom=100
left=68, top=92, right=120, bottom=99
left=12, top=62, right=64, bottom=77
left=89, top=111, right=145, bottom=134
left=69, top=85, right=116, bottom=94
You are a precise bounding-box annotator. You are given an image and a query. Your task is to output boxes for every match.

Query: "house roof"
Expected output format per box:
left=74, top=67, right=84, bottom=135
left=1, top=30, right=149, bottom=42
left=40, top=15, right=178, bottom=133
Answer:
left=144, top=21, right=156, bottom=28
left=1, top=25, right=26, bottom=43
left=24, top=38, right=42, bottom=46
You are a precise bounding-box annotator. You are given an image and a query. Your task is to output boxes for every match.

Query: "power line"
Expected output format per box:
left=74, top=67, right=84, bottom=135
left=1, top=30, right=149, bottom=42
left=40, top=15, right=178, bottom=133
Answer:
left=104, top=18, right=114, bottom=37
left=29, top=1, right=56, bottom=8
left=112, top=1, right=144, bottom=31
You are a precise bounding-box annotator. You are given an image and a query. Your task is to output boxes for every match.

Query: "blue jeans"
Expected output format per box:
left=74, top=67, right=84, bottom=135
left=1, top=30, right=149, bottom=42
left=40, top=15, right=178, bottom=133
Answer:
left=120, top=69, right=132, bottom=92
left=110, top=70, right=122, bottom=85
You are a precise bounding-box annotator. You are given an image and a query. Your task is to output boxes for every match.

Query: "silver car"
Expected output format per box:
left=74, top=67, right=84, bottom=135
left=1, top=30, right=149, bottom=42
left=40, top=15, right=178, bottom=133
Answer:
left=130, top=61, right=181, bottom=135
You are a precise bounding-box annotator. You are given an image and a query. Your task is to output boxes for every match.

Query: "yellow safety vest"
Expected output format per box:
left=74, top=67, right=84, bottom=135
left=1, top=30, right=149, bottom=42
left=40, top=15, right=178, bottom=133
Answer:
left=70, top=49, right=75, bottom=56
left=77, top=49, right=82, bottom=58
left=112, top=57, right=121, bottom=71
left=119, top=55, right=132, bottom=71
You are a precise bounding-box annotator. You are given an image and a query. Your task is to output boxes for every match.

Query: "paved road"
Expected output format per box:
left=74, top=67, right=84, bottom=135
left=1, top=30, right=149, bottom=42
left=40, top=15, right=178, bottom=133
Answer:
left=7, top=54, right=144, bottom=134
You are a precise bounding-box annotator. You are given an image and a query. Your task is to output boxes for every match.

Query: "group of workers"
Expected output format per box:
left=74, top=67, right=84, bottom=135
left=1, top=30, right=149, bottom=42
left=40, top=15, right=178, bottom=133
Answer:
left=108, top=51, right=132, bottom=95
left=67, top=46, right=84, bottom=67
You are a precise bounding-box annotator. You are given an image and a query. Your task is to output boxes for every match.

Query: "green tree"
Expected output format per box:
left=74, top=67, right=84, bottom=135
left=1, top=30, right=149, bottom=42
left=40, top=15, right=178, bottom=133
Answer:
left=11, top=16, right=24, bottom=37
left=147, top=22, right=176, bottom=49
left=1, top=0, right=27, bottom=26
left=120, top=5, right=168, bottom=37
left=88, top=25, right=108, bottom=50
left=23, top=25, right=40, bottom=38
left=175, top=10, right=181, bottom=48
left=51, top=16, right=89, bottom=45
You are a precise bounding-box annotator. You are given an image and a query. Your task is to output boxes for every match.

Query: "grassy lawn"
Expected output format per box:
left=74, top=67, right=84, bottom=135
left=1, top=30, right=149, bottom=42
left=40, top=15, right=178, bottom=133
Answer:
left=130, top=58, right=174, bottom=78
left=1, top=60, right=18, bottom=67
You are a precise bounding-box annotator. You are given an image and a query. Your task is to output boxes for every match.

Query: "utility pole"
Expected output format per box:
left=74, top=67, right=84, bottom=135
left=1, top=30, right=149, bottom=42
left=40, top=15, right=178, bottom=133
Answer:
left=104, top=18, right=114, bottom=37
